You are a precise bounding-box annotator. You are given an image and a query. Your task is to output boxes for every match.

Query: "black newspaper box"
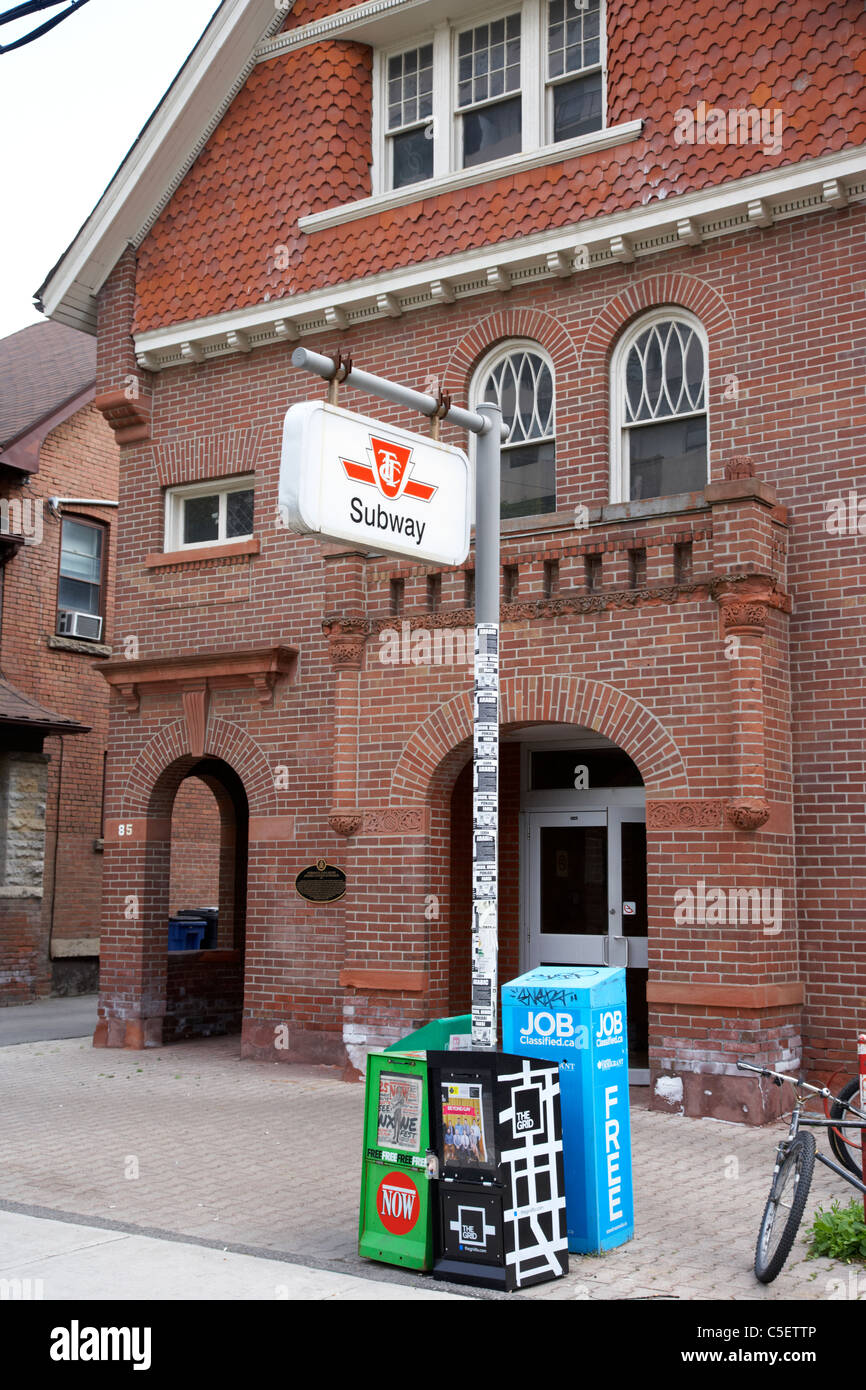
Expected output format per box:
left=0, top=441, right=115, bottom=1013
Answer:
left=426, top=1050, right=568, bottom=1291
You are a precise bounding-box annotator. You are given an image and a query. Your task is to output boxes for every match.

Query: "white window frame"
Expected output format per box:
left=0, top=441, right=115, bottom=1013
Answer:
left=470, top=338, right=557, bottom=520
left=544, top=0, right=605, bottom=147
left=164, top=476, right=255, bottom=552
left=609, top=308, right=709, bottom=505
left=371, top=0, right=605, bottom=195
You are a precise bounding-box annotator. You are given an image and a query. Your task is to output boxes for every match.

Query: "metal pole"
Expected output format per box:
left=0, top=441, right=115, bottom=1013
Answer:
left=291, top=351, right=503, bottom=1050
left=292, top=346, right=496, bottom=438
left=471, top=403, right=502, bottom=1049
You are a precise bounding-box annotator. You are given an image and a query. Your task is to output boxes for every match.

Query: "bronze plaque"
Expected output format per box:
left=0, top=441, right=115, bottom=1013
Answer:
left=295, top=859, right=346, bottom=903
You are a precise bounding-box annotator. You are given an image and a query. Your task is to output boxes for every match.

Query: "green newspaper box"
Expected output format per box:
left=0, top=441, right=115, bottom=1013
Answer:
left=359, top=1050, right=433, bottom=1270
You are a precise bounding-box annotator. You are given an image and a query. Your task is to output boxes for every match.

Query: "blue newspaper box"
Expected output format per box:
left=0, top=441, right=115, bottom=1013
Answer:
left=502, top=966, right=634, bottom=1254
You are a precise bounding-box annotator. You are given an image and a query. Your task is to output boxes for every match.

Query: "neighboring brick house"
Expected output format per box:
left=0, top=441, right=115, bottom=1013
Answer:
left=0, top=322, right=119, bottom=1001
left=36, top=0, right=865, bottom=1119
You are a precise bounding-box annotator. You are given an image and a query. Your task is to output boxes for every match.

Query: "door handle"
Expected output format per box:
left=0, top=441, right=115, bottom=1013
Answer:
left=604, top=936, right=629, bottom=968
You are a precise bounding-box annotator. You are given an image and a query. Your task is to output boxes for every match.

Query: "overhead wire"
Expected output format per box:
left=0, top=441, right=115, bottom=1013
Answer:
left=0, top=0, right=91, bottom=54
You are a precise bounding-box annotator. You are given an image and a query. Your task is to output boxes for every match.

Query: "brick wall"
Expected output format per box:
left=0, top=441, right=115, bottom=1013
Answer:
left=0, top=400, right=119, bottom=1000
left=168, top=777, right=221, bottom=919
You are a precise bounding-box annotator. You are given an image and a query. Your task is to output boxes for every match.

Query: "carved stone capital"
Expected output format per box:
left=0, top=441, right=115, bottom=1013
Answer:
left=719, top=598, right=769, bottom=634
left=328, top=811, right=363, bottom=837
left=323, top=617, right=369, bottom=670
left=725, top=797, right=771, bottom=831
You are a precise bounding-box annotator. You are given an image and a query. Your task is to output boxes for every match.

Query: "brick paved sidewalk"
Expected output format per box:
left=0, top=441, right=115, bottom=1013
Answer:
left=0, top=1035, right=859, bottom=1300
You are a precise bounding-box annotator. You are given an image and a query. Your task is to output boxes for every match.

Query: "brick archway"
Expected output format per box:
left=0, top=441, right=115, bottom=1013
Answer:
left=441, top=306, right=579, bottom=401
left=119, top=717, right=277, bottom=819
left=390, top=675, right=688, bottom=803
left=578, top=271, right=738, bottom=376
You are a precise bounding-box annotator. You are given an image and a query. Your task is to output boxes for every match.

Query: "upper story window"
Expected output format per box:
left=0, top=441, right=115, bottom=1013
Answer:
left=611, top=312, right=708, bottom=503
left=386, top=44, right=434, bottom=188
left=57, top=517, right=106, bottom=641
left=547, top=0, right=602, bottom=141
left=473, top=341, right=556, bottom=519
left=457, top=14, right=523, bottom=167
left=375, top=0, right=604, bottom=193
left=165, top=477, right=255, bottom=551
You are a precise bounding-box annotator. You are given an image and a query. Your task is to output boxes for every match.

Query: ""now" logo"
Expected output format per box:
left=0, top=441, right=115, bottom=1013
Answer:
left=377, top=1171, right=419, bottom=1235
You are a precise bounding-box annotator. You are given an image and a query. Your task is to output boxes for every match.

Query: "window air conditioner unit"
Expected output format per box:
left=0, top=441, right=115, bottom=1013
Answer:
left=58, top=610, right=103, bottom=641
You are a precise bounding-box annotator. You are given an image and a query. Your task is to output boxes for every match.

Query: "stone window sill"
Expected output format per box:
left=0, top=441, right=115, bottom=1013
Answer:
left=48, top=634, right=112, bottom=658
left=144, top=537, right=260, bottom=569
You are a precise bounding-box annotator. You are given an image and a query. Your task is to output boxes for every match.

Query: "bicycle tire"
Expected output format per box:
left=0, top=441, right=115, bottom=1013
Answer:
left=754, top=1131, right=815, bottom=1284
left=829, top=1079, right=864, bottom=1178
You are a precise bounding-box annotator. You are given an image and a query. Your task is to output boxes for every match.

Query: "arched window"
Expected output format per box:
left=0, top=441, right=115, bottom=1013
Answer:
left=472, top=342, right=556, bottom=519
left=611, top=311, right=708, bottom=503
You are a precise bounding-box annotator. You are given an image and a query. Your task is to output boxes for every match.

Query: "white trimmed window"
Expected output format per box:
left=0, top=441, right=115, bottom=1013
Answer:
left=611, top=311, right=708, bottom=504
left=164, top=477, right=255, bottom=551
left=374, top=0, right=604, bottom=193
left=472, top=341, right=556, bottom=519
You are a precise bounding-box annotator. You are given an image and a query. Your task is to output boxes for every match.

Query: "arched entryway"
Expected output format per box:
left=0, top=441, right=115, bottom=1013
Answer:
left=163, top=758, right=248, bottom=1043
left=396, top=675, right=686, bottom=1085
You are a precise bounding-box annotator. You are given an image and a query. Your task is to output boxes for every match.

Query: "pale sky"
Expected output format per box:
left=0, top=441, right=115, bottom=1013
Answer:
left=0, top=0, right=224, bottom=340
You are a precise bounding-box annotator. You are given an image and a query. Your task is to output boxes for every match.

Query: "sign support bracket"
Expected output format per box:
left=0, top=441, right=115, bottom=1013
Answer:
left=292, top=346, right=503, bottom=1049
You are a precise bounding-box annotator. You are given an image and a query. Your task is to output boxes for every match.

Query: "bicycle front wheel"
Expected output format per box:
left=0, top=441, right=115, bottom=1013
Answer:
left=829, top=1080, right=865, bottom=1178
left=754, top=1132, right=815, bottom=1284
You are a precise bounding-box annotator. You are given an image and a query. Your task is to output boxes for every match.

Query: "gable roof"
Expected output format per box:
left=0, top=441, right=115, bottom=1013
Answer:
left=36, top=0, right=286, bottom=334
left=0, top=321, right=95, bottom=452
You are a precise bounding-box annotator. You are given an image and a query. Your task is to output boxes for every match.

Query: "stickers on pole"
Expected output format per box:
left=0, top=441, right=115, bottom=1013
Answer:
left=472, top=623, right=500, bottom=1049
left=279, top=400, right=471, bottom=565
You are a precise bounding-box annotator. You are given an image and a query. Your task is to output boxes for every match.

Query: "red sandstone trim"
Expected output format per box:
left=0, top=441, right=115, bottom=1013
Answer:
left=647, top=982, right=804, bottom=1008
left=339, top=968, right=428, bottom=992
left=248, top=815, right=296, bottom=841
left=144, top=538, right=260, bottom=568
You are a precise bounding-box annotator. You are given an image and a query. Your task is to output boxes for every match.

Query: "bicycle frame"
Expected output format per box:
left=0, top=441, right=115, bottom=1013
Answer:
left=737, top=1059, right=866, bottom=1197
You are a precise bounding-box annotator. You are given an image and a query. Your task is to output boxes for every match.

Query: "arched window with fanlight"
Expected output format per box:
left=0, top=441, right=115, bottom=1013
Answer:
left=472, top=342, right=556, bottom=519
left=611, top=311, right=708, bottom=503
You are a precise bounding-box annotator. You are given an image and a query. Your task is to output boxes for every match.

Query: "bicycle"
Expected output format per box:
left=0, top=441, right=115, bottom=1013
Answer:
left=737, top=1059, right=866, bottom=1284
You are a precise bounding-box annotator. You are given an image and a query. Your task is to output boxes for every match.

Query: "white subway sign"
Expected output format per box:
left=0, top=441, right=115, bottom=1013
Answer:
left=279, top=400, right=471, bottom=566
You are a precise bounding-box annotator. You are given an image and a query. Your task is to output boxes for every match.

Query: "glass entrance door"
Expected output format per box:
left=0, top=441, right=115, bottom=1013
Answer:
left=525, top=807, right=648, bottom=1081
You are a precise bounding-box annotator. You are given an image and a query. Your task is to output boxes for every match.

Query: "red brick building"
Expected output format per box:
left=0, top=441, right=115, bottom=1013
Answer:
left=0, top=321, right=119, bottom=1001
left=37, top=0, right=865, bottom=1119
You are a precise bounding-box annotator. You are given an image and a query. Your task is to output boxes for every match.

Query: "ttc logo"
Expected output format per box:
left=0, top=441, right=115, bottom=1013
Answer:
left=377, top=1171, right=419, bottom=1235
left=342, top=435, right=437, bottom=503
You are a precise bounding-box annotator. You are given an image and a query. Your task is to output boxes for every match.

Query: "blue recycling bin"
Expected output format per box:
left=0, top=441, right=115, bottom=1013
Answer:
left=502, top=966, right=634, bottom=1254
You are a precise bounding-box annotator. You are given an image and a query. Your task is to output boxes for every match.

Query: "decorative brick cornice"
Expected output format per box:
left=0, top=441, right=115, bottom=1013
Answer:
left=94, top=389, right=152, bottom=445
left=99, top=645, right=298, bottom=712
